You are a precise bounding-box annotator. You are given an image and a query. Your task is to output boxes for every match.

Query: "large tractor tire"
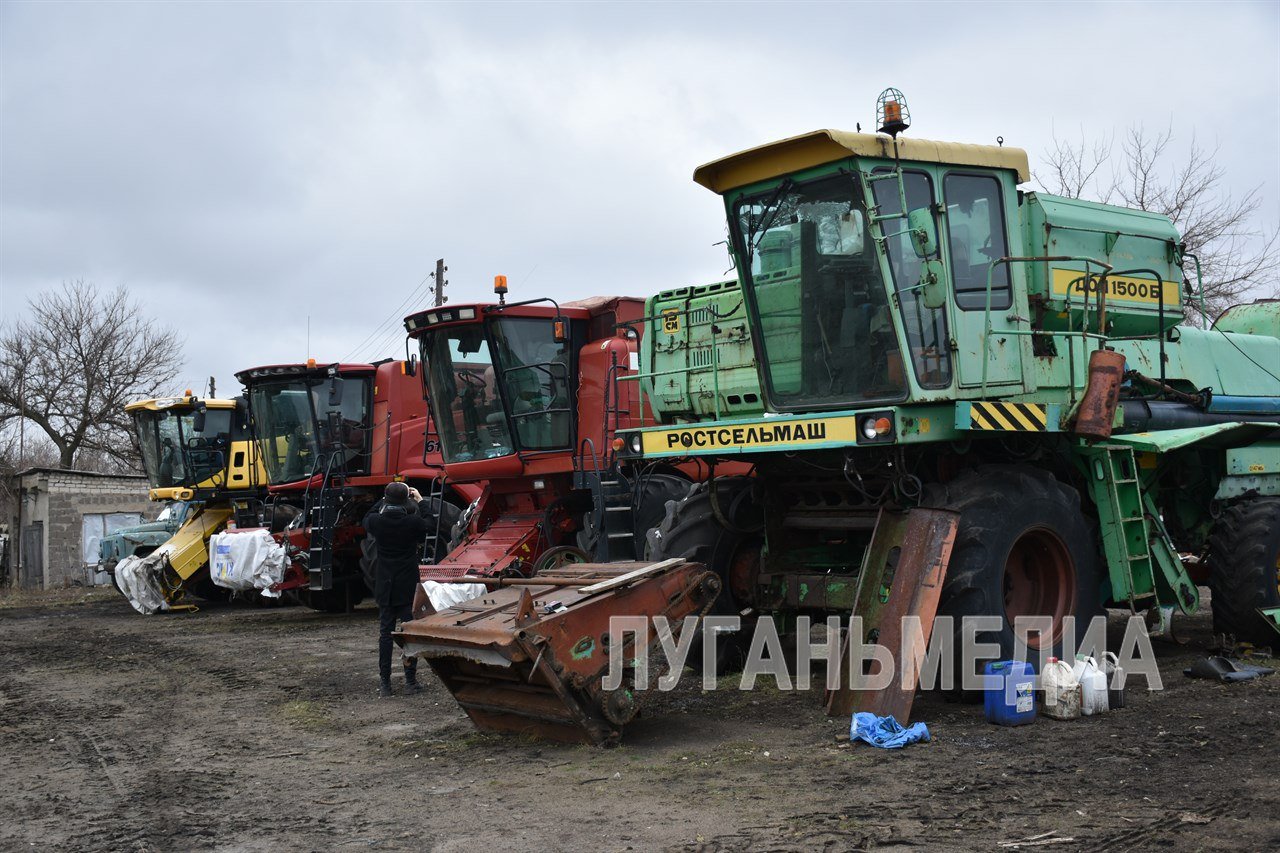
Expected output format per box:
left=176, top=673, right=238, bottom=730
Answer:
left=1207, top=497, right=1280, bottom=645
left=189, top=576, right=232, bottom=603
left=359, top=497, right=463, bottom=592
left=646, top=477, right=762, bottom=674
left=290, top=577, right=367, bottom=613
left=927, top=465, right=1103, bottom=689
left=577, top=472, right=691, bottom=561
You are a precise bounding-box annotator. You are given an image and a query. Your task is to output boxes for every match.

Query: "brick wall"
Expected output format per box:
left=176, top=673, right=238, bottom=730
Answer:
left=22, top=471, right=154, bottom=588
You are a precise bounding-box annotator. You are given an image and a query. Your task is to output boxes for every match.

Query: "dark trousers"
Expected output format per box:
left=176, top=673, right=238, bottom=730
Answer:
left=378, top=604, right=418, bottom=684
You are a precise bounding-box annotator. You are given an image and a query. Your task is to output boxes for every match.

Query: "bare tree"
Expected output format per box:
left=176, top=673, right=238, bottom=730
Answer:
left=1037, top=124, right=1279, bottom=318
left=0, top=280, right=185, bottom=470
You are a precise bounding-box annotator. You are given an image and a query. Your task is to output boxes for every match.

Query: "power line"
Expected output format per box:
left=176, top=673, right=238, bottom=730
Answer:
left=341, top=272, right=432, bottom=363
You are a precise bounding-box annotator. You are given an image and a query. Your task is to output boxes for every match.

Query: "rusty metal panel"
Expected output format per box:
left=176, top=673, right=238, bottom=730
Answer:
left=395, top=560, right=719, bottom=745
left=826, top=508, right=958, bottom=721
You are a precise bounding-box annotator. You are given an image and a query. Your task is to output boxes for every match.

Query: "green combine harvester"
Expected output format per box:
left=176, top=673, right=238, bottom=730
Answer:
left=400, top=90, right=1280, bottom=743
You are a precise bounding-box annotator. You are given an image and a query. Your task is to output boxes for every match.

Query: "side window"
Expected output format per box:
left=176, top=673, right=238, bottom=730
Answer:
left=944, top=174, right=1011, bottom=310
left=872, top=170, right=952, bottom=388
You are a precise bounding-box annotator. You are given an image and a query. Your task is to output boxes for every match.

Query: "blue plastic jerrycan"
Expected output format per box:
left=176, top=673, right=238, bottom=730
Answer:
left=984, top=660, right=1037, bottom=726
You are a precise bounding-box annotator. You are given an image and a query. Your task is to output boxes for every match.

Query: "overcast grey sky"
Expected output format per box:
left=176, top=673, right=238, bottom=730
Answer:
left=2, top=0, right=1277, bottom=398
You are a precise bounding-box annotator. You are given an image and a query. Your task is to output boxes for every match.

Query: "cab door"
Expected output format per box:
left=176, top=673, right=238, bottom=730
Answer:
left=941, top=171, right=1026, bottom=390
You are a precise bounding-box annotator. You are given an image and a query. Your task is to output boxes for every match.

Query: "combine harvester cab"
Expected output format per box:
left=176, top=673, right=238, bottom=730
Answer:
left=233, top=359, right=481, bottom=612
left=397, top=291, right=678, bottom=585
left=113, top=394, right=265, bottom=613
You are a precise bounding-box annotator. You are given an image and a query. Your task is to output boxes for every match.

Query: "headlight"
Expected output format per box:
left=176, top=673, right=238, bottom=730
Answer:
left=858, top=413, right=895, bottom=443
left=631, top=434, right=642, bottom=453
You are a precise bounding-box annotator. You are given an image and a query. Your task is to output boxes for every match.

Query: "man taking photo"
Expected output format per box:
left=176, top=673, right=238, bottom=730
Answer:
left=363, top=481, right=428, bottom=698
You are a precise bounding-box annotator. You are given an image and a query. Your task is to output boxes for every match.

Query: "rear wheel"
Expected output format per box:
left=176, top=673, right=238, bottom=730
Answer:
left=360, top=497, right=463, bottom=591
left=1208, top=497, right=1280, bottom=645
left=578, top=472, right=691, bottom=561
left=928, top=465, right=1103, bottom=688
left=646, top=477, right=761, bottom=674
left=291, top=579, right=366, bottom=613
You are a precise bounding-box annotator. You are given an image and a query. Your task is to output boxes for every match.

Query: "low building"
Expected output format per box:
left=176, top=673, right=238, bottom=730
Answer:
left=9, top=467, right=156, bottom=589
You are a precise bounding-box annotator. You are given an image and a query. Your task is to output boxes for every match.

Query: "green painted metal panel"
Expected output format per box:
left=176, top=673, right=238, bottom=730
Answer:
left=1022, top=192, right=1183, bottom=337
left=640, top=279, right=762, bottom=423
left=1227, top=444, right=1280, bottom=475
left=1214, top=300, right=1280, bottom=339
left=1105, top=423, right=1279, bottom=454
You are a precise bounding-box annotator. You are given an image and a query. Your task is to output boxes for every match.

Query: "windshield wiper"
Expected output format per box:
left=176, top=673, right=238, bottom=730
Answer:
left=745, top=178, right=795, bottom=264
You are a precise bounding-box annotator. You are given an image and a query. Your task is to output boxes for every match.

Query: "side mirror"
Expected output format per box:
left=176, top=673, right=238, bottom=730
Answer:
left=192, top=406, right=207, bottom=434
left=919, top=259, right=948, bottom=310
left=404, top=354, right=417, bottom=377
left=908, top=207, right=939, bottom=258
left=327, top=376, right=343, bottom=408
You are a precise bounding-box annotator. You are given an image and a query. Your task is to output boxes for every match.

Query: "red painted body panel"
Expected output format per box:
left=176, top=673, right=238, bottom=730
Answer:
left=238, top=359, right=485, bottom=598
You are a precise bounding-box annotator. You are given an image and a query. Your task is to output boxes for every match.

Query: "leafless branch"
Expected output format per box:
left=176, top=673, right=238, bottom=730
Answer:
left=0, top=280, right=185, bottom=470
left=1040, top=124, right=1279, bottom=318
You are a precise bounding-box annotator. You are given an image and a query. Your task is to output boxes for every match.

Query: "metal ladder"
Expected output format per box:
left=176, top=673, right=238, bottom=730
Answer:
left=1083, top=444, right=1198, bottom=613
left=306, top=455, right=345, bottom=590
left=573, top=437, right=635, bottom=562
left=420, top=476, right=448, bottom=564
left=594, top=475, right=637, bottom=562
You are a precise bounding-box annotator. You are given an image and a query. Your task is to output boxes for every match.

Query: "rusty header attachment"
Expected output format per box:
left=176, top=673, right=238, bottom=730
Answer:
left=395, top=559, right=719, bottom=745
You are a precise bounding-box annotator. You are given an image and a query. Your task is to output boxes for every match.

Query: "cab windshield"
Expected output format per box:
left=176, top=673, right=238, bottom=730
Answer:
left=420, top=317, right=573, bottom=463
left=133, top=407, right=233, bottom=489
left=734, top=172, right=906, bottom=409
left=247, top=377, right=370, bottom=485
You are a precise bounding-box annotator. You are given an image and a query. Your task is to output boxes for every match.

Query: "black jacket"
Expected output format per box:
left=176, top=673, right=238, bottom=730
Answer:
left=362, top=501, right=429, bottom=607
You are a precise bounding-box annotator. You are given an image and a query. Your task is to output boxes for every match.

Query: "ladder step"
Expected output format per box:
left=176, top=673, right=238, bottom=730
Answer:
left=605, top=506, right=631, bottom=513
left=607, top=532, right=634, bottom=540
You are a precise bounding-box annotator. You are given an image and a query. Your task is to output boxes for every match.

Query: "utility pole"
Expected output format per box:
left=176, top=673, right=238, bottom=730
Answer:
left=430, top=258, right=448, bottom=307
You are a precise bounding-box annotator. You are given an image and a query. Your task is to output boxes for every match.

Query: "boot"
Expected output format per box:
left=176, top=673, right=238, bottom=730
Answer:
left=403, top=668, right=423, bottom=695
left=378, top=680, right=393, bottom=699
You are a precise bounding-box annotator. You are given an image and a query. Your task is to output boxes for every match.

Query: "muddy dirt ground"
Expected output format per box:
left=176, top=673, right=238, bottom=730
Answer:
left=2, top=588, right=1276, bottom=852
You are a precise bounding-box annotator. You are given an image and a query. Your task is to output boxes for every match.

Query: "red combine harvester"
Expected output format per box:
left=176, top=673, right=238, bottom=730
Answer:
left=400, top=287, right=693, bottom=593
left=234, top=358, right=481, bottom=611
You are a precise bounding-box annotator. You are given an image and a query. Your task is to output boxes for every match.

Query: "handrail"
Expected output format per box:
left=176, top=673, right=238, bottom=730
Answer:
left=620, top=297, right=745, bottom=428
left=979, top=255, right=1113, bottom=398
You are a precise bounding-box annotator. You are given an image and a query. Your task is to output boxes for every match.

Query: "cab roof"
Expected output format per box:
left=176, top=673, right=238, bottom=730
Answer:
left=234, top=362, right=377, bottom=383
left=692, top=129, right=1031, bottom=194
left=125, top=396, right=239, bottom=412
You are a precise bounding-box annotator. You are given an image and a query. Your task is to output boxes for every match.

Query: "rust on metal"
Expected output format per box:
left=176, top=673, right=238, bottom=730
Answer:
left=394, top=560, right=719, bottom=746
left=1074, top=348, right=1125, bottom=440
left=826, top=507, right=959, bottom=722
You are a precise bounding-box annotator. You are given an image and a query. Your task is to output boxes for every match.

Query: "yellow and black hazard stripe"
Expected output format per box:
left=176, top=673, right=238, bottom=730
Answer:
left=968, top=401, right=1049, bottom=432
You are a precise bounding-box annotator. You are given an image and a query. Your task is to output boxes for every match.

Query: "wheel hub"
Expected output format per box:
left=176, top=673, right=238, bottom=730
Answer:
left=1002, top=526, right=1076, bottom=648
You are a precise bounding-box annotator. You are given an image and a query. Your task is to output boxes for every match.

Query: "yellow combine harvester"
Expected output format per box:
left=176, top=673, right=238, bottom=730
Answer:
left=114, top=394, right=265, bottom=612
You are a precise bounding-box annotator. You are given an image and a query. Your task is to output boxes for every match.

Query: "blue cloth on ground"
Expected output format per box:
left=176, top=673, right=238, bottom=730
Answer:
left=850, top=712, right=930, bottom=749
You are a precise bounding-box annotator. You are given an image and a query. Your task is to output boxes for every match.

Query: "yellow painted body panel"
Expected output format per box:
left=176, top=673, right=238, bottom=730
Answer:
left=145, top=438, right=263, bottom=501
left=1049, top=268, right=1178, bottom=307
left=692, top=129, right=1031, bottom=192
left=640, top=414, right=862, bottom=454
left=156, top=506, right=233, bottom=581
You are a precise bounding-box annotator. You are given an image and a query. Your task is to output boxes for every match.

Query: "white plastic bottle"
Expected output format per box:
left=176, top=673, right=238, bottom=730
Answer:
left=1041, top=657, right=1081, bottom=720
left=1103, top=651, right=1125, bottom=709
left=1072, top=655, right=1109, bottom=716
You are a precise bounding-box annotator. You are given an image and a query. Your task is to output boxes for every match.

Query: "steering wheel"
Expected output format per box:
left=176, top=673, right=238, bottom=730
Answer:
left=458, top=370, right=487, bottom=390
